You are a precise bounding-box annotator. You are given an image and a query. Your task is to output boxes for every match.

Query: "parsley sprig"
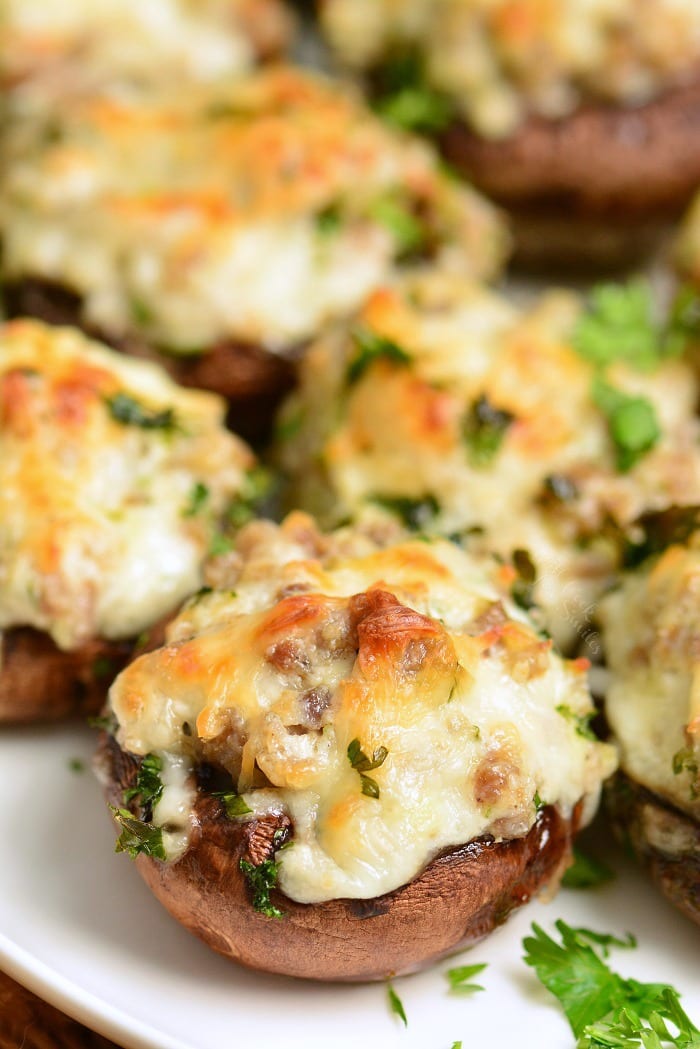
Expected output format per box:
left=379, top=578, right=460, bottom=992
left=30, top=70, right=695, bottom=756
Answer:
left=109, top=805, right=166, bottom=860
left=446, top=962, right=487, bottom=995
left=523, top=920, right=700, bottom=1048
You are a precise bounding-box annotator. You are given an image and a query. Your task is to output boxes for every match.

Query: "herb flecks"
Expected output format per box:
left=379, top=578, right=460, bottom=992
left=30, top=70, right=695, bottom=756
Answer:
left=109, top=805, right=166, bottom=860
left=348, top=737, right=388, bottom=799
left=369, top=492, right=440, bottom=531
left=623, top=505, right=700, bottom=569
left=183, top=481, right=209, bottom=518
left=239, top=858, right=284, bottom=919
left=556, top=705, right=598, bottom=742
left=463, top=395, right=514, bottom=467
left=523, top=920, right=697, bottom=1048
left=346, top=328, right=411, bottom=385
left=387, top=983, right=408, bottom=1027
left=123, top=753, right=164, bottom=812
left=511, top=548, right=537, bottom=611
left=446, top=963, right=487, bottom=995
left=369, top=195, right=424, bottom=257
left=214, top=791, right=253, bottom=818
left=106, top=392, right=176, bottom=431
left=562, top=847, right=615, bottom=890
left=227, top=465, right=272, bottom=530
left=591, top=378, right=660, bottom=473
left=375, top=51, right=453, bottom=134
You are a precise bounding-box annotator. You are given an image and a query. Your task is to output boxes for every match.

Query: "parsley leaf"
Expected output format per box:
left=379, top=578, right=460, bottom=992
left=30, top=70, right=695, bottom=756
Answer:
left=369, top=492, right=440, bottom=531
left=106, top=392, right=176, bottom=431
left=227, top=465, right=272, bottom=530
left=556, top=704, right=598, bottom=742
left=511, top=548, right=537, bottom=611
left=123, top=753, right=164, bottom=812
left=463, top=395, right=514, bottom=467
left=213, top=791, right=252, bottom=817
left=348, top=737, right=388, bottom=798
left=346, top=328, right=412, bottom=385
left=387, top=983, right=408, bottom=1027
left=562, top=847, right=615, bottom=890
left=182, top=481, right=209, bottom=518
left=573, top=282, right=661, bottom=371
left=375, top=50, right=453, bottom=133
left=672, top=746, right=699, bottom=800
left=623, top=505, right=700, bottom=569
left=369, top=196, right=425, bottom=257
left=446, top=963, right=487, bottom=995
left=109, top=805, right=166, bottom=860
left=523, top=920, right=699, bottom=1047
left=239, top=858, right=284, bottom=918
left=591, top=378, right=660, bottom=473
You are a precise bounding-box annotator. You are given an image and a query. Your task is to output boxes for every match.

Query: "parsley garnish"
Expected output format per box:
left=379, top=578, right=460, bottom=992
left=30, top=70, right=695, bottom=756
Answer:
left=347, top=738, right=388, bottom=799
left=591, top=378, right=661, bottom=473
left=123, top=753, right=164, bottom=812
left=239, top=858, right=284, bottom=919
left=533, top=790, right=545, bottom=813
left=511, top=548, right=537, bottom=611
left=68, top=758, right=86, bottom=774
left=623, top=505, right=700, bottom=569
left=183, top=481, right=209, bottom=518
left=227, top=465, right=272, bottom=529
left=316, top=202, right=343, bottom=236
left=562, top=847, right=615, bottom=890
left=209, top=532, right=233, bottom=557
left=346, top=329, right=411, bottom=385
left=92, top=657, right=117, bottom=682
left=213, top=791, right=252, bottom=817
left=106, top=392, right=176, bottom=431
left=369, top=196, right=425, bottom=257
left=463, top=395, right=514, bottom=467
left=387, top=983, right=408, bottom=1027
left=523, top=920, right=698, bottom=1048
left=375, top=51, right=453, bottom=133
left=129, top=295, right=154, bottom=327
left=556, top=705, right=598, bottom=742
left=672, top=746, right=699, bottom=799
left=369, top=493, right=440, bottom=531
left=446, top=963, right=487, bottom=995
left=109, top=805, right=166, bottom=860
left=87, top=712, right=118, bottom=733
left=451, top=1043, right=463, bottom=1049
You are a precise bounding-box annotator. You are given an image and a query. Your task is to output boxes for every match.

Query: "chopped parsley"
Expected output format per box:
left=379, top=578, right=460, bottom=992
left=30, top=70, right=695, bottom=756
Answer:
left=92, top=656, right=117, bottom=682
left=451, top=1043, right=463, bottom=1049
left=106, top=392, right=176, bottom=431
left=87, top=712, right=118, bottom=733
left=129, top=295, right=155, bottom=327
left=445, top=963, right=487, bottom=995
left=463, top=395, right=514, bottom=467
left=369, top=196, right=425, bottom=257
left=591, top=378, right=661, bottom=473
left=123, top=753, right=164, bottom=813
left=375, top=51, right=453, bottom=133
left=182, top=481, right=209, bottom=518
left=533, top=790, right=545, bottom=813
left=672, top=745, right=699, bottom=799
left=209, top=532, right=233, bottom=557
left=213, top=791, right=252, bottom=817
left=316, top=202, right=343, bottom=236
left=239, top=858, right=284, bottom=919
left=562, top=847, right=615, bottom=890
left=623, top=505, right=700, bottom=569
left=227, top=465, right=272, bottom=529
left=109, top=805, right=166, bottom=860
left=369, top=493, right=440, bottom=531
left=511, top=548, right=537, bottom=612
left=556, top=705, right=598, bottom=742
left=346, top=328, right=412, bottom=385
left=387, top=983, right=408, bottom=1027
left=274, top=405, right=303, bottom=443
left=347, top=737, right=388, bottom=799
left=68, top=758, right=86, bottom=774
left=523, top=920, right=698, bottom=1048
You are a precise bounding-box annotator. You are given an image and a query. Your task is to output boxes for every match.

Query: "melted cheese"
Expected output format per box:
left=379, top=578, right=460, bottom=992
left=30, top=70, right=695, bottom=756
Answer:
left=0, top=68, right=507, bottom=351
left=0, top=319, right=254, bottom=650
left=109, top=513, right=616, bottom=901
left=1, top=0, right=292, bottom=91
left=600, top=543, right=700, bottom=818
left=277, top=273, right=700, bottom=652
left=321, top=0, right=700, bottom=137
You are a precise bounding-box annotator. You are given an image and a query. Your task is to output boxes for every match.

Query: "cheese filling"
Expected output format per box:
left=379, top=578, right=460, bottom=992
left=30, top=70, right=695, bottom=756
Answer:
left=108, top=514, right=616, bottom=902
left=0, top=319, right=254, bottom=650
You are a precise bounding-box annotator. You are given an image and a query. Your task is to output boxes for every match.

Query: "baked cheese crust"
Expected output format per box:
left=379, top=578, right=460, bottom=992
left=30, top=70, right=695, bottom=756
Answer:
left=276, top=273, right=700, bottom=651
left=0, top=67, right=507, bottom=352
left=321, top=0, right=700, bottom=138
left=0, top=319, right=254, bottom=651
left=108, top=512, right=616, bottom=900
left=601, top=542, right=700, bottom=819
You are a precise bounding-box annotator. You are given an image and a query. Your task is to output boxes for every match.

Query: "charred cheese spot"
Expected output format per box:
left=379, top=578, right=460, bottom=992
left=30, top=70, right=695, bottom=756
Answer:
left=0, top=319, right=254, bottom=650
left=278, top=273, right=700, bottom=652
left=321, top=0, right=700, bottom=138
left=1, top=68, right=507, bottom=351
left=108, top=514, right=616, bottom=901
left=601, top=542, right=700, bottom=818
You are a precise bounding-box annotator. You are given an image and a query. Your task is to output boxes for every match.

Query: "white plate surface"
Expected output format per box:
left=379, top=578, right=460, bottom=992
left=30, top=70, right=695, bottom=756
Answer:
left=0, top=723, right=698, bottom=1049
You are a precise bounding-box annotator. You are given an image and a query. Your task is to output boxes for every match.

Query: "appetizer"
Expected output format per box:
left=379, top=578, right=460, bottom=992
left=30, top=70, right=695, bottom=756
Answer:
left=0, top=318, right=256, bottom=722
left=0, top=66, right=507, bottom=437
left=276, top=274, right=700, bottom=652
left=1, top=0, right=293, bottom=93
left=319, top=0, right=700, bottom=263
left=97, top=512, right=616, bottom=981
left=600, top=533, right=700, bottom=926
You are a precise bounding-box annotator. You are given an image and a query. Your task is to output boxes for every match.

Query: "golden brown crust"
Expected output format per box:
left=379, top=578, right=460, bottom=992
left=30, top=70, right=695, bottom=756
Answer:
left=441, top=75, right=700, bottom=217
left=606, top=773, right=700, bottom=927
left=2, top=279, right=295, bottom=443
left=99, top=732, right=578, bottom=982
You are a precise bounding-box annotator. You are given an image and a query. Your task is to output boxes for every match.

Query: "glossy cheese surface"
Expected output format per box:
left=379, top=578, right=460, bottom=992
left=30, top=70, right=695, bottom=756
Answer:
left=0, top=319, right=254, bottom=650
left=601, top=543, right=700, bottom=818
left=321, top=0, right=700, bottom=137
left=277, top=274, right=700, bottom=651
left=109, top=513, right=616, bottom=903
left=0, top=67, right=507, bottom=351
left=1, top=0, right=292, bottom=90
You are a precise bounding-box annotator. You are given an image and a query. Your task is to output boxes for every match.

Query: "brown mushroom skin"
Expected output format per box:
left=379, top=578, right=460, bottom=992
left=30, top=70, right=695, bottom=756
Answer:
left=0, top=620, right=166, bottom=724
left=440, top=75, right=700, bottom=266
left=99, top=733, right=580, bottom=982
left=605, top=773, right=700, bottom=928
left=2, top=280, right=295, bottom=444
